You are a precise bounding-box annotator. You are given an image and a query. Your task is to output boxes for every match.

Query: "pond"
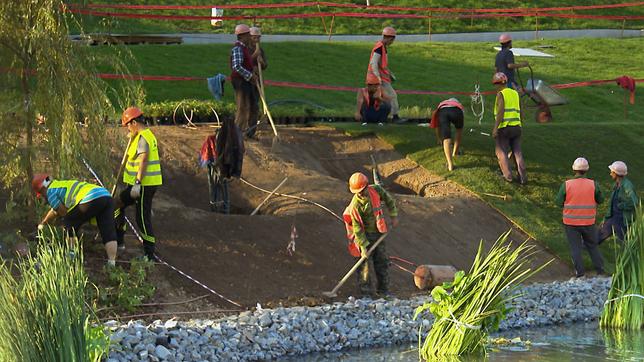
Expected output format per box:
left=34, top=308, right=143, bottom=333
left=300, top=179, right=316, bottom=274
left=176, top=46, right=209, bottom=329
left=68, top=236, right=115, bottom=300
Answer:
left=288, top=322, right=644, bottom=361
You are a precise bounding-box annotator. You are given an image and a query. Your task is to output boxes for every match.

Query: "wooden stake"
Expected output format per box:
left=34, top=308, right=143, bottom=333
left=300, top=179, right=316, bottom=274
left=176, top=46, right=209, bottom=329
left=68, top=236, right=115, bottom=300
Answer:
left=428, top=13, right=432, bottom=42
left=317, top=5, right=328, bottom=35
left=327, top=15, right=335, bottom=42
left=535, top=12, right=539, bottom=40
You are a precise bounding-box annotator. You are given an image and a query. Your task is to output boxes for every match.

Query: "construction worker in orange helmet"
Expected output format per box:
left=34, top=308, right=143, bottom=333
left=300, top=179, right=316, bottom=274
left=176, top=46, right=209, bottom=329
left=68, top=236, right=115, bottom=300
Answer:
left=32, top=173, right=119, bottom=266
left=555, top=158, right=605, bottom=277
left=344, top=172, right=398, bottom=297
left=368, top=26, right=402, bottom=123
left=355, top=72, right=391, bottom=126
left=115, top=106, right=163, bottom=261
left=495, top=33, right=529, bottom=90
left=492, top=72, right=527, bottom=185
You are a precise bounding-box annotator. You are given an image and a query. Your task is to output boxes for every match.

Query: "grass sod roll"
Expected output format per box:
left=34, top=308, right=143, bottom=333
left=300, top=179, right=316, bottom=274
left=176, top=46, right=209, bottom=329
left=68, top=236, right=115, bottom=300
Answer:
left=414, top=231, right=551, bottom=359
left=600, top=207, right=644, bottom=330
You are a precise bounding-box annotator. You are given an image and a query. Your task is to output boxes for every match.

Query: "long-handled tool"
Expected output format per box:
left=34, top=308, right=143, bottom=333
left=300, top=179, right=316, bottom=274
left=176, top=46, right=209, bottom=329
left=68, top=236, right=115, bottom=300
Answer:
left=250, top=177, right=288, bottom=215
left=322, top=233, right=388, bottom=298
left=481, top=192, right=512, bottom=201
left=256, top=65, right=278, bottom=137
left=111, top=136, right=133, bottom=196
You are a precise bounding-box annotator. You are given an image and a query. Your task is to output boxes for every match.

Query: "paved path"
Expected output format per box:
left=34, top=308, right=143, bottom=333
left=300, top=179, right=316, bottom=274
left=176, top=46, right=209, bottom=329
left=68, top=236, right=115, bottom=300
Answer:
left=152, top=29, right=642, bottom=44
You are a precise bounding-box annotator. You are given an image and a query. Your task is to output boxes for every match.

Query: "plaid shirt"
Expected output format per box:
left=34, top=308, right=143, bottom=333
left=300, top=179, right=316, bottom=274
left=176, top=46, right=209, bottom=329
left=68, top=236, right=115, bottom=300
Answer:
left=231, top=41, right=253, bottom=81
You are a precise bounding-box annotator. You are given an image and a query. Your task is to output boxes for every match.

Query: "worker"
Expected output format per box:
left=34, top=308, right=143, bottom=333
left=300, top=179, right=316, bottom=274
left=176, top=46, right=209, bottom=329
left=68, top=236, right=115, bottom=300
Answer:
left=598, top=161, right=639, bottom=243
left=32, top=174, right=118, bottom=266
left=247, top=26, right=268, bottom=139
left=430, top=98, right=464, bottom=171
left=230, top=24, right=259, bottom=139
left=354, top=72, right=391, bottom=125
left=198, top=130, right=233, bottom=214
left=492, top=72, right=527, bottom=185
left=368, top=26, right=401, bottom=122
left=345, top=172, right=398, bottom=297
left=495, top=34, right=529, bottom=90
left=555, top=158, right=605, bottom=277
left=115, top=107, right=162, bottom=261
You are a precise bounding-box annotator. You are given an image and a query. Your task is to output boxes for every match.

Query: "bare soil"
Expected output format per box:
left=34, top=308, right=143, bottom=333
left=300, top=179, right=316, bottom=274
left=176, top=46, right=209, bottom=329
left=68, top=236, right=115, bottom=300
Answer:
left=105, top=124, right=571, bottom=315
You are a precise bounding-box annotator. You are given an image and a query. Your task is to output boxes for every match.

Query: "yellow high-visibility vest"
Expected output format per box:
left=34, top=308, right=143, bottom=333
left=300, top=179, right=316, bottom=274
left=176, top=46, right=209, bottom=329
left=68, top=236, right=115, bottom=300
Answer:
left=48, top=180, right=99, bottom=211
left=123, top=128, right=163, bottom=186
left=494, top=87, right=521, bottom=129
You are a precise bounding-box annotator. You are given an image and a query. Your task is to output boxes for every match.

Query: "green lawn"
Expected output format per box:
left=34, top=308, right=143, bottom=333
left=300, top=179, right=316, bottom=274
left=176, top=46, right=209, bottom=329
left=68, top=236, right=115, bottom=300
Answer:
left=71, top=0, right=644, bottom=35
left=92, top=37, right=644, bottom=270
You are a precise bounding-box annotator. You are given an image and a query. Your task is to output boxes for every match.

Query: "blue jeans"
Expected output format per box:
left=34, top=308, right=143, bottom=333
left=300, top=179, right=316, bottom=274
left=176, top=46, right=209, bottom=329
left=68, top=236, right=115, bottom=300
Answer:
left=361, top=103, right=391, bottom=124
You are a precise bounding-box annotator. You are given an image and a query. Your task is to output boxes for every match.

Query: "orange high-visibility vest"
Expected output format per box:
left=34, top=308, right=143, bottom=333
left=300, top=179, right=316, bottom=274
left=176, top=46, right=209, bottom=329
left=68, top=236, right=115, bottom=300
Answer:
left=368, top=41, right=390, bottom=83
left=563, top=178, right=597, bottom=226
left=342, top=186, right=388, bottom=256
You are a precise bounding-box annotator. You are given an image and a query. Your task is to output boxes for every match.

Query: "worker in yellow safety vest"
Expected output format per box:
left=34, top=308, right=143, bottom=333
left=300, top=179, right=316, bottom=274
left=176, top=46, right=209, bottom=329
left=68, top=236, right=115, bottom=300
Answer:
left=115, top=107, right=162, bottom=260
left=32, top=174, right=118, bottom=266
left=492, top=72, right=527, bottom=185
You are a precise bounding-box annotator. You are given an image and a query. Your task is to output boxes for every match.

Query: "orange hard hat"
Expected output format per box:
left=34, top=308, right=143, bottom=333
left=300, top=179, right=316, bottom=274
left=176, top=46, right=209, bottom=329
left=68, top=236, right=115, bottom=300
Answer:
left=235, top=24, right=251, bottom=35
left=349, top=172, right=369, bottom=193
left=492, top=72, right=508, bottom=84
left=121, top=106, right=143, bottom=126
left=366, top=72, right=381, bottom=85
left=382, top=26, right=396, bottom=37
left=499, top=33, right=512, bottom=44
left=32, top=173, right=51, bottom=197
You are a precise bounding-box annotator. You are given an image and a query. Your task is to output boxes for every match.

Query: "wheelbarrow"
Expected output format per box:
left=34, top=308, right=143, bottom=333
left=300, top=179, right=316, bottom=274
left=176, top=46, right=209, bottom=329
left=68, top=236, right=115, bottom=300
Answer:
left=518, top=66, right=567, bottom=123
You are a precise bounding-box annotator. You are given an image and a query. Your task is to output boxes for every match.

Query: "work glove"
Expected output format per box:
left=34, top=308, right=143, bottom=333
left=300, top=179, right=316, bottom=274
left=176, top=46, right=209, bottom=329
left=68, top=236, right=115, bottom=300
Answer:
left=130, top=183, right=142, bottom=199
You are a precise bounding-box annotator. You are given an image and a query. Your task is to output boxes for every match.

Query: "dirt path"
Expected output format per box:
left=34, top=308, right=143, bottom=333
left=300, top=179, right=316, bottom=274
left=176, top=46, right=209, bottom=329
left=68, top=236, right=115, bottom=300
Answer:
left=119, top=125, right=571, bottom=309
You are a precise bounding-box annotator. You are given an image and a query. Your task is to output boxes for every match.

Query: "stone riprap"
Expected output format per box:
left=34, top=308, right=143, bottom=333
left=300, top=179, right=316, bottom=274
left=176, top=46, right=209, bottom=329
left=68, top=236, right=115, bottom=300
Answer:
left=106, top=277, right=610, bottom=361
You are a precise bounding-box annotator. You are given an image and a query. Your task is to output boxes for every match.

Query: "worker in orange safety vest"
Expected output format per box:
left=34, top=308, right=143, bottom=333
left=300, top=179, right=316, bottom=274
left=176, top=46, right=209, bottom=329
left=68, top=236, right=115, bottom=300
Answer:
left=367, top=26, right=401, bottom=122
left=555, top=157, right=605, bottom=278
left=343, top=172, right=398, bottom=297
left=354, top=72, right=391, bottom=125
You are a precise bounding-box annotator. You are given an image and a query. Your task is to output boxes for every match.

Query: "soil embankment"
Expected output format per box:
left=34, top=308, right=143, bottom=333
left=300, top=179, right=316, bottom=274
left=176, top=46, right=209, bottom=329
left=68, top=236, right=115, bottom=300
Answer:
left=118, top=125, right=571, bottom=309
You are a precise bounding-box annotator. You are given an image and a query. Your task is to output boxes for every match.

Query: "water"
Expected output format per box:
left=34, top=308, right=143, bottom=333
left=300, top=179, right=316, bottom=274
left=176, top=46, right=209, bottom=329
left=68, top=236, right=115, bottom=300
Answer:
left=288, top=322, right=644, bottom=361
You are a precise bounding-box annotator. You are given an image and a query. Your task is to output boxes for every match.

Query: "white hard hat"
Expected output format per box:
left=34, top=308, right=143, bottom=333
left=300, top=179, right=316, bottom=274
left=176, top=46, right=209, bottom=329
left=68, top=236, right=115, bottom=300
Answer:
left=609, top=161, right=628, bottom=176
left=572, top=157, right=589, bottom=171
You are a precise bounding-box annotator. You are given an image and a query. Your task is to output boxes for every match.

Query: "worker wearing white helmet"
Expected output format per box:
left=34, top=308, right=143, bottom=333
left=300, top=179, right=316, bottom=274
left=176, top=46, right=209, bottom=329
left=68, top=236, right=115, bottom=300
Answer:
left=367, top=26, right=401, bottom=122
left=230, top=24, right=259, bottom=139
left=598, top=161, right=639, bottom=243
left=555, top=157, right=605, bottom=277
left=495, top=33, right=529, bottom=90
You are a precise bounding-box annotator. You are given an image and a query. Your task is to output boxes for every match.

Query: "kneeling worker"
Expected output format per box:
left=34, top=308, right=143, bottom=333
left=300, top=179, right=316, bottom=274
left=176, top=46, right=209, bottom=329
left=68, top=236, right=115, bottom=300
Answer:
left=355, top=73, right=391, bottom=125
left=555, top=158, right=604, bottom=277
left=32, top=174, right=118, bottom=266
left=345, top=172, right=398, bottom=296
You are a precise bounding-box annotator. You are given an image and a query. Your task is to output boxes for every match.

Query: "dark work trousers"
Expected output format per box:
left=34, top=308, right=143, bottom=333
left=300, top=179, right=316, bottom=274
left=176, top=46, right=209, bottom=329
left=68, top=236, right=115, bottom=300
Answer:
left=116, top=185, right=158, bottom=259
left=357, top=232, right=389, bottom=295
left=598, top=214, right=626, bottom=244
left=495, top=125, right=527, bottom=184
left=64, top=196, right=117, bottom=244
left=564, top=224, right=604, bottom=276
left=207, top=163, right=230, bottom=214
left=361, top=102, right=391, bottom=124
left=232, top=77, right=259, bottom=138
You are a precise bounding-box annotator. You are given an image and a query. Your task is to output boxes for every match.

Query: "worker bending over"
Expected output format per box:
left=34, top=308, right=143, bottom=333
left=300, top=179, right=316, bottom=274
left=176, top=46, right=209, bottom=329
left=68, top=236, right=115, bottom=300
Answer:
left=431, top=98, right=464, bottom=171
left=116, top=107, right=162, bottom=261
left=345, top=172, right=398, bottom=297
left=492, top=72, right=527, bottom=185
left=32, top=174, right=118, bottom=266
left=555, top=158, right=604, bottom=277
left=495, top=33, right=529, bottom=90
left=355, top=73, right=391, bottom=125
left=598, top=161, right=639, bottom=243
left=368, top=26, right=401, bottom=122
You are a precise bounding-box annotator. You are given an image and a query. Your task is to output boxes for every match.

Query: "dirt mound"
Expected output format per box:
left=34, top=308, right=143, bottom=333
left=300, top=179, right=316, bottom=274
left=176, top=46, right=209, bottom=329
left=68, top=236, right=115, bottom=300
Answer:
left=120, top=125, right=571, bottom=309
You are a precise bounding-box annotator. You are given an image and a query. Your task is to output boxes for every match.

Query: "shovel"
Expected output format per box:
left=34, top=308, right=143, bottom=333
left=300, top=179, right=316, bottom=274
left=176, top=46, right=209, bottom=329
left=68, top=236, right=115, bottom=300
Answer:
left=322, top=233, right=388, bottom=298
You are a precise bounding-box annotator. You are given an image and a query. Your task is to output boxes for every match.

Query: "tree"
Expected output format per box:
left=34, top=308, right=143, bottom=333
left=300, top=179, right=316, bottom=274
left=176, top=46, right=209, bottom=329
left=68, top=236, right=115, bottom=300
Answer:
left=0, top=0, right=141, bottom=223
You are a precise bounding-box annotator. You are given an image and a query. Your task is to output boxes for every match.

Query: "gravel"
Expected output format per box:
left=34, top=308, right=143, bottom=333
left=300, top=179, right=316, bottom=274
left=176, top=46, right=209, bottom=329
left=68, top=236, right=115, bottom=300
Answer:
left=106, top=277, right=611, bottom=361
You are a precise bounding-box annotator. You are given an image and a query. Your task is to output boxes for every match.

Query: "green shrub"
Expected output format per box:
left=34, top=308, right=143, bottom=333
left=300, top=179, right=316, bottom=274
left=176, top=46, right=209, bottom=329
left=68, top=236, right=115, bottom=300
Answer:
left=0, top=228, right=109, bottom=362
left=98, top=258, right=155, bottom=313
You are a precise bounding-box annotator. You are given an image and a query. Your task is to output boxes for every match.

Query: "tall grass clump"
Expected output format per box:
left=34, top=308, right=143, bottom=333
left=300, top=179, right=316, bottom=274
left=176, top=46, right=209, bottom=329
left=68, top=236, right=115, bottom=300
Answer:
left=600, top=208, right=644, bottom=330
left=0, top=229, right=109, bottom=361
left=414, top=231, right=551, bottom=359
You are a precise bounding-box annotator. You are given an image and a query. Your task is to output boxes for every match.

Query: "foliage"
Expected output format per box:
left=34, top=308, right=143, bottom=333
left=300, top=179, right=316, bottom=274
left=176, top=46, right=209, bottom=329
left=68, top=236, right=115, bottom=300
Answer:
left=0, top=0, right=141, bottom=222
left=600, top=207, right=644, bottom=330
left=69, top=0, right=644, bottom=35
left=414, top=231, right=550, bottom=359
left=97, top=258, right=156, bottom=313
left=143, top=99, right=236, bottom=124
left=0, top=228, right=109, bottom=362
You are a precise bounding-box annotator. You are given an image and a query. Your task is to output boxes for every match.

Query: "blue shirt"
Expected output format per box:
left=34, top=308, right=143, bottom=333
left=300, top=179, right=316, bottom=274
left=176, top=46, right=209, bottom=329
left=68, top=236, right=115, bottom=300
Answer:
left=46, top=183, right=110, bottom=210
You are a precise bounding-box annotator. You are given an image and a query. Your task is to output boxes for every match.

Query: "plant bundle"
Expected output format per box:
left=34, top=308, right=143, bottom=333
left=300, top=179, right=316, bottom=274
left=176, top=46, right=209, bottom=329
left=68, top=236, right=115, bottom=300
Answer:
left=0, top=229, right=109, bottom=361
left=600, top=208, right=644, bottom=330
left=414, top=231, right=550, bottom=359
